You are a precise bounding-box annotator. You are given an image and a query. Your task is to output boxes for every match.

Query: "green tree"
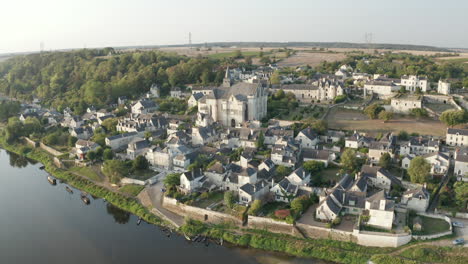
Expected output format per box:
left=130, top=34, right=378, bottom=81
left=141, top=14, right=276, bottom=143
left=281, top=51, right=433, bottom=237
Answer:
left=379, top=153, right=391, bottom=169
left=200, top=70, right=210, bottom=85
left=410, top=108, right=428, bottom=119
left=453, top=182, right=468, bottom=209
left=248, top=200, right=262, bottom=215
left=256, top=131, right=265, bottom=149
left=245, top=56, right=252, bottom=65
left=87, top=151, right=97, bottom=161
left=101, top=118, right=118, bottom=132
left=103, top=148, right=114, bottom=160
left=312, top=120, right=328, bottom=135
left=290, top=197, right=305, bottom=214
left=378, top=110, right=393, bottom=122
left=68, top=136, right=78, bottom=147
left=303, top=160, right=325, bottom=175
left=132, top=155, right=149, bottom=171
left=408, top=156, right=431, bottom=183
left=439, top=110, right=467, bottom=127
left=398, top=130, right=409, bottom=141
left=341, top=148, right=357, bottom=172
left=224, top=191, right=235, bottom=209
left=234, top=50, right=243, bottom=59
left=270, top=71, right=281, bottom=85
left=276, top=165, right=292, bottom=177
left=364, top=103, right=384, bottom=119
left=164, top=173, right=181, bottom=188
left=102, top=160, right=128, bottom=184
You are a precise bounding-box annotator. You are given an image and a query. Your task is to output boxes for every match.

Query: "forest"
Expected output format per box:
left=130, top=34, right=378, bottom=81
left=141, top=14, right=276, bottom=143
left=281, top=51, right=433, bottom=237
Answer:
left=0, top=48, right=228, bottom=112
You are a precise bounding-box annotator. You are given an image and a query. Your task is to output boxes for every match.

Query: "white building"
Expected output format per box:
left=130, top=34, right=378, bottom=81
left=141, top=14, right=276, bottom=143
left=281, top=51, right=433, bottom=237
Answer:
left=446, top=128, right=468, bottom=147
left=454, top=148, right=468, bottom=182
left=364, top=190, right=395, bottom=230
left=197, top=68, right=268, bottom=127
left=401, top=186, right=430, bottom=212
left=131, top=100, right=158, bottom=114
left=400, top=75, right=429, bottom=92
left=295, top=128, right=319, bottom=149
left=364, top=80, right=400, bottom=98
left=105, top=132, right=140, bottom=150
left=437, top=80, right=451, bottom=95
left=390, top=95, right=422, bottom=114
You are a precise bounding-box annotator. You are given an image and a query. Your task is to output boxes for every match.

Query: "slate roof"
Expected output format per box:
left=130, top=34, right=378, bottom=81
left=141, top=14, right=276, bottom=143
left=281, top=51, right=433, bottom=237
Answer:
left=239, top=180, right=268, bottom=195
left=302, top=149, right=329, bottom=160
left=277, top=178, right=299, bottom=195
left=447, top=128, right=468, bottom=136
left=182, top=169, right=204, bottom=181
left=107, top=132, right=138, bottom=141
left=455, top=148, right=468, bottom=162
left=298, top=128, right=318, bottom=141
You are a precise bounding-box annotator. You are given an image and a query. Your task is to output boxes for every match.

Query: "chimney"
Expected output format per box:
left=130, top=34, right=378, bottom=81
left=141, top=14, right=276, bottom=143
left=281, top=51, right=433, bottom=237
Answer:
left=271, top=178, right=275, bottom=186
left=342, top=193, right=346, bottom=205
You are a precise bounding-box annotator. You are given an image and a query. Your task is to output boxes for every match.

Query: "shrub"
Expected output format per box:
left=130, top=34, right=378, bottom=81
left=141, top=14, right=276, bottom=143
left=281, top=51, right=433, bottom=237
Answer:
left=275, top=209, right=291, bottom=219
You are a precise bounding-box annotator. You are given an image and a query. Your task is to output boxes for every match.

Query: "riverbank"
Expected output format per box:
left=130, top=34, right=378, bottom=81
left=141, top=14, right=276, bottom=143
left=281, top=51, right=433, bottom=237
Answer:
left=1, top=137, right=466, bottom=264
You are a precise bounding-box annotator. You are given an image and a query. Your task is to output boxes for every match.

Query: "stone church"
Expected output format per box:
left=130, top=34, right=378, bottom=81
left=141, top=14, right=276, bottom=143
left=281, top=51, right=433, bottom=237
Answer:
left=197, top=68, right=268, bottom=127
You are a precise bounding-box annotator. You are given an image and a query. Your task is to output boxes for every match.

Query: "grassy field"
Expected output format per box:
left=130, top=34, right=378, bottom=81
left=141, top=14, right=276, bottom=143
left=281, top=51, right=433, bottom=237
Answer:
left=258, top=201, right=289, bottom=217
left=69, top=166, right=102, bottom=182
left=119, top=184, right=145, bottom=197
left=129, top=169, right=158, bottom=180
left=207, top=51, right=265, bottom=59
left=326, top=107, right=447, bottom=136
left=278, top=51, right=346, bottom=67
left=192, top=191, right=224, bottom=208
left=426, top=102, right=456, bottom=114
left=410, top=215, right=451, bottom=235
left=320, top=167, right=342, bottom=184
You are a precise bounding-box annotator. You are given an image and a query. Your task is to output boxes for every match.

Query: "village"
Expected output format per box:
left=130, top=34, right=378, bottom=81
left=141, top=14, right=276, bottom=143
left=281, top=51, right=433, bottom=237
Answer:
left=5, top=52, right=468, bottom=250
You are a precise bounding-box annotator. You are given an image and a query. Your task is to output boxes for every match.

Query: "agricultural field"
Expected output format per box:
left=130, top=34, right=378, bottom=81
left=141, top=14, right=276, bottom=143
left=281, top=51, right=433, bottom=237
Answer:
left=326, top=107, right=448, bottom=136
left=278, top=51, right=346, bottom=67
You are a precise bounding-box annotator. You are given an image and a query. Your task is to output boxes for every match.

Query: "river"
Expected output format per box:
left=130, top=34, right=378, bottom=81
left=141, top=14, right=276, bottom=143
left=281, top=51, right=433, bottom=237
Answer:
left=0, top=149, right=329, bottom=264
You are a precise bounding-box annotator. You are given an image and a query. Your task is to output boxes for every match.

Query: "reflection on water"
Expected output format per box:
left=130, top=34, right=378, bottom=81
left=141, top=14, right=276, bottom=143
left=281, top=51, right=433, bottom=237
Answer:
left=106, top=203, right=131, bottom=224
left=0, top=149, right=331, bottom=264
left=8, top=151, right=30, bottom=168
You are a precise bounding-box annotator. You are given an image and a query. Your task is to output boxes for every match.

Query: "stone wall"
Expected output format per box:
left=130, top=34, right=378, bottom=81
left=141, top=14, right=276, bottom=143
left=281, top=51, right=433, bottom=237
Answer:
left=353, top=229, right=412, bottom=248
left=412, top=212, right=452, bottom=240
left=23, top=137, right=38, bottom=148
left=39, top=142, right=64, bottom=157
left=162, top=197, right=243, bottom=226
left=247, top=215, right=295, bottom=236
left=295, top=223, right=355, bottom=242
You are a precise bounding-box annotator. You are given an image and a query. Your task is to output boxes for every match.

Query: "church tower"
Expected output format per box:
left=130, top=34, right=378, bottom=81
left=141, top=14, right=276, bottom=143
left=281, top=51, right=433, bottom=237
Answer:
left=223, top=67, right=233, bottom=88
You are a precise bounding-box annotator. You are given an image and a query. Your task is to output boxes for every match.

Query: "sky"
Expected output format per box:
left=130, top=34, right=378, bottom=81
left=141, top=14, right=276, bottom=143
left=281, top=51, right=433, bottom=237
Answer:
left=1, top=0, right=467, bottom=54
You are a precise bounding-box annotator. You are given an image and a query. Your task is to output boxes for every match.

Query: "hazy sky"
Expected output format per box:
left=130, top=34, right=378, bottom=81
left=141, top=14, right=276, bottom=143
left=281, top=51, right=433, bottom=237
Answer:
left=1, top=0, right=467, bottom=53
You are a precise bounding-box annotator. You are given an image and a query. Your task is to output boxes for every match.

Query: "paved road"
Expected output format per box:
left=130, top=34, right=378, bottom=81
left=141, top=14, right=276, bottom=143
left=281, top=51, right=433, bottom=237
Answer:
left=145, top=170, right=184, bottom=228
left=451, top=217, right=468, bottom=247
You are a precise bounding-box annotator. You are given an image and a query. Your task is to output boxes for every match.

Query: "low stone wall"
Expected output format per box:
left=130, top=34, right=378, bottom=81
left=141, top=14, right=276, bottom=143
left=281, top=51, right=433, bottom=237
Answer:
left=436, top=209, right=468, bottom=219
left=296, top=223, right=355, bottom=242
left=121, top=177, right=146, bottom=186
left=39, top=142, right=64, bottom=157
left=23, top=137, right=39, bottom=148
left=412, top=212, right=452, bottom=240
left=162, top=196, right=243, bottom=226
left=247, top=215, right=295, bottom=236
left=353, top=229, right=412, bottom=248
left=424, top=94, right=462, bottom=110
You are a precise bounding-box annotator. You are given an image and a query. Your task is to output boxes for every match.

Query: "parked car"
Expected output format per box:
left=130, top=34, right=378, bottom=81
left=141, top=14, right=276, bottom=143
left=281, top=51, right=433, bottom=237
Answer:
left=452, top=222, right=465, bottom=228
left=452, top=238, right=464, bottom=245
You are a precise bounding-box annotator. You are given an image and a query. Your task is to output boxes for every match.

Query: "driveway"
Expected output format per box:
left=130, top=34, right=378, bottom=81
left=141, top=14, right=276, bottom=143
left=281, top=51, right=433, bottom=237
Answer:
left=451, top=217, right=468, bottom=247
left=145, top=172, right=185, bottom=228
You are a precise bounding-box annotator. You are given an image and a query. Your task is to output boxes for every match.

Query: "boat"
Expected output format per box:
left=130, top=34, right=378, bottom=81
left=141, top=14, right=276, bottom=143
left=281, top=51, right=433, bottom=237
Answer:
left=81, top=194, right=90, bottom=205
left=220, top=238, right=223, bottom=246
left=65, top=186, right=73, bottom=194
left=137, top=217, right=142, bottom=225
left=193, top=235, right=200, bottom=242
left=47, top=176, right=56, bottom=185
left=183, top=233, right=191, bottom=241
left=39, top=166, right=45, bottom=170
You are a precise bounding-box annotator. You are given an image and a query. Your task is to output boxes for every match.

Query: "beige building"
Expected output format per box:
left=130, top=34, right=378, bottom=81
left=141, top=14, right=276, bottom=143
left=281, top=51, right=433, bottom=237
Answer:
left=437, top=80, right=451, bottom=95
left=197, top=69, right=268, bottom=127
left=401, top=75, right=429, bottom=92
left=390, top=95, right=422, bottom=114
left=275, top=77, right=344, bottom=103
left=446, top=128, right=468, bottom=147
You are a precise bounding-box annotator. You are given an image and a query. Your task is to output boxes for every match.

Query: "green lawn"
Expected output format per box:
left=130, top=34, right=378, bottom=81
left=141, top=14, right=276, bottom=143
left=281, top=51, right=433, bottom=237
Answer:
left=258, top=201, right=289, bottom=217
left=193, top=191, right=224, bottom=208
left=320, top=167, right=342, bottom=183
left=410, top=215, right=450, bottom=235
left=119, top=184, right=145, bottom=197
left=129, top=169, right=158, bottom=181
left=69, top=166, right=102, bottom=182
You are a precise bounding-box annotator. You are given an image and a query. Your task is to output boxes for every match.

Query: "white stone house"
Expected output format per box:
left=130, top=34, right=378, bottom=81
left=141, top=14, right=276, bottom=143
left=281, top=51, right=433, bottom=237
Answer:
left=270, top=178, right=298, bottom=203
left=75, top=140, right=100, bottom=160
left=390, top=95, right=422, bottom=114
left=191, top=126, right=217, bottom=146
left=360, top=165, right=400, bottom=191
left=179, top=169, right=206, bottom=194
left=399, top=137, right=441, bottom=156
left=454, top=148, right=468, bottom=182
left=105, top=132, right=139, bottom=150
left=401, top=186, right=430, bottom=212
left=446, top=128, right=468, bottom=147
left=400, top=75, right=429, bottom=92
left=295, top=128, right=319, bottom=149
left=345, top=132, right=372, bottom=149
left=320, top=130, right=345, bottom=144
left=131, top=100, right=158, bottom=114
left=302, top=149, right=334, bottom=168
left=423, top=152, right=450, bottom=175
left=238, top=180, right=270, bottom=204
left=364, top=190, right=395, bottom=230
left=286, top=167, right=311, bottom=186
left=188, top=92, right=204, bottom=108
left=437, top=80, right=451, bottom=95
left=127, top=138, right=150, bottom=160
left=364, top=80, right=400, bottom=98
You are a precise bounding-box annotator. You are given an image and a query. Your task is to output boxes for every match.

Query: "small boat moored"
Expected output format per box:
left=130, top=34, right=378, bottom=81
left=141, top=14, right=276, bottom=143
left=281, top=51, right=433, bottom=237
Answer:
left=81, top=194, right=90, bottom=205
left=183, top=233, right=191, bottom=241
left=47, top=176, right=56, bottom=185
left=65, top=186, right=73, bottom=194
left=137, top=217, right=142, bottom=225
left=39, top=166, right=46, bottom=170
